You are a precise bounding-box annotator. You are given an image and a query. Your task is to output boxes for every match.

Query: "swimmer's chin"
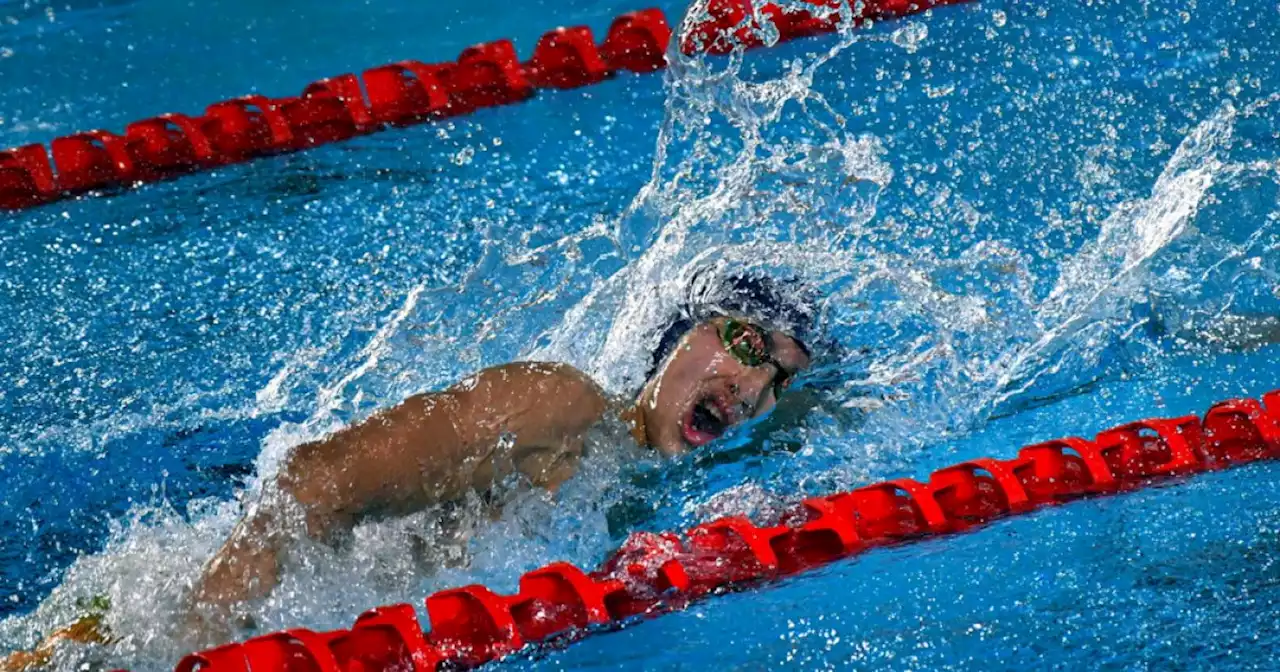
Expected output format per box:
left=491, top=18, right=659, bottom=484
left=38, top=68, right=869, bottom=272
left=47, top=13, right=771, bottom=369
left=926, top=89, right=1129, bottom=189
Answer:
left=652, top=437, right=690, bottom=458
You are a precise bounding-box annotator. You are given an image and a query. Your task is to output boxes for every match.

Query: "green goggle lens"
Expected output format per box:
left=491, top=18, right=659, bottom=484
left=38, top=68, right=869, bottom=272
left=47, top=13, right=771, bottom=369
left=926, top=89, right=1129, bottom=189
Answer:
left=722, top=319, right=768, bottom=366
left=721, top=319, right=792, bottom=398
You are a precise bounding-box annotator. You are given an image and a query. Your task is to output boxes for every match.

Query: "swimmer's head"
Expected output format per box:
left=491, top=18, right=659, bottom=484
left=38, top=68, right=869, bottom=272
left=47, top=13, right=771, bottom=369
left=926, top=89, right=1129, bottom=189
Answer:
left=636, top=273, right=816, bottom=456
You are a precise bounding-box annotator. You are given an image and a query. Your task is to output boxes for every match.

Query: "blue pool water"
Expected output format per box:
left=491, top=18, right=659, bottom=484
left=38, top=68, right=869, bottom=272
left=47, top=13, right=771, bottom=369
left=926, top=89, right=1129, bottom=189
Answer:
left=3, top=0, right=1280, bottom=669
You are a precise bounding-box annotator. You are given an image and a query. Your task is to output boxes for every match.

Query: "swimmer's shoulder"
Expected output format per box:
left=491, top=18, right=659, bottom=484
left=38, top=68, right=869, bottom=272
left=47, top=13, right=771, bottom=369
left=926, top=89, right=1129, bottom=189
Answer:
left=446, top=361, right=609, bottom=435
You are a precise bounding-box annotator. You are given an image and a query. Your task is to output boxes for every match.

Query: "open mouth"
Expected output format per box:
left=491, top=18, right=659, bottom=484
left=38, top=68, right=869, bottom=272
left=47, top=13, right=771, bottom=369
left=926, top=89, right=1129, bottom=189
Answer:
left=682, top=395, right=732, bottom=447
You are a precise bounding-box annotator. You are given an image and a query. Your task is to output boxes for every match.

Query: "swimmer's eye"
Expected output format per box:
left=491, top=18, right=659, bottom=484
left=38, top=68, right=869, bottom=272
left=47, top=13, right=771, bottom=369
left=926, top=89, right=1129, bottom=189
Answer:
left=722, top=319, right=797, bottom=401
left=721, top=319, right=769, bottom=367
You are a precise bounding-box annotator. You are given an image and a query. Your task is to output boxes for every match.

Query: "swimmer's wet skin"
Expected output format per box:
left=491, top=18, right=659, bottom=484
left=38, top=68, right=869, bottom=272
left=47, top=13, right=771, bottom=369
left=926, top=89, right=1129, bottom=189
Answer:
left=1, top=598, right=110, bottom=672
left=0, top=618, right=108, bottom=672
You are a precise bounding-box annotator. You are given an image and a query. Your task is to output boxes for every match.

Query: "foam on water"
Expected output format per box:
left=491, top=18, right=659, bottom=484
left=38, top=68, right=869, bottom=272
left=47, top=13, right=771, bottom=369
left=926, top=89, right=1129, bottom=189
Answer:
left=4, top=1, right=1280, bottom=670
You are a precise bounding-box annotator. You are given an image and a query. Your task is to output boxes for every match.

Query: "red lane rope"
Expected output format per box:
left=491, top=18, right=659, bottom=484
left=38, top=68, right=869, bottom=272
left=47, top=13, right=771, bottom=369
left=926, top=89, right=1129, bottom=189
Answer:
left=173, top=389, right=1280, bottom=671
left=0, top=0, right=965, bottom=213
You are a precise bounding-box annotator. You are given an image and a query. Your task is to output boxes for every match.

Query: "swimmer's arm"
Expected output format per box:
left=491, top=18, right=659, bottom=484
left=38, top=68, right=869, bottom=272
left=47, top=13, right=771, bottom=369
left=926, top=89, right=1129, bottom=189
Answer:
left=282, top=362, right=609, bottom=525
left=191, top=362, right=607, bottom=609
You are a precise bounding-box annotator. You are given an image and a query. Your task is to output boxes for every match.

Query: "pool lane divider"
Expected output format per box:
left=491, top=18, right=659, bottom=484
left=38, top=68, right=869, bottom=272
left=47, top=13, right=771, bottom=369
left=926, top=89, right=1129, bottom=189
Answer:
left=0, top=0, right=970, bottom=213
left=173, top=389, right=1280, bottom=671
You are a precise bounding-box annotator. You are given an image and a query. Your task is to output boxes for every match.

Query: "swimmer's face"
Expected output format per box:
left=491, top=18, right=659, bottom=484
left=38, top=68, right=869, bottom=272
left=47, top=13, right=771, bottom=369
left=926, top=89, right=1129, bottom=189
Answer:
left=638, top=316, right=811, bottom=457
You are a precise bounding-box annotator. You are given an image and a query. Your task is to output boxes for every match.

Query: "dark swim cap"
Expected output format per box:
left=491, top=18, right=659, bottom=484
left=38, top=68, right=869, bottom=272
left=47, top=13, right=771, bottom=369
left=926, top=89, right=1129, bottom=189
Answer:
left=647, top=271, right=817, bottom=380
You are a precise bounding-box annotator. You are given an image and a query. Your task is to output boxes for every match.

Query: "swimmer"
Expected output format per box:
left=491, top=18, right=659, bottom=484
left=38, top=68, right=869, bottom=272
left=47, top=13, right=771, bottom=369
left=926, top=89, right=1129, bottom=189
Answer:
left=191, top=273, right=814, bottom=610
left=1, top=273, right=816, bottom=667
left=15, top=272, right=1269, bottom=667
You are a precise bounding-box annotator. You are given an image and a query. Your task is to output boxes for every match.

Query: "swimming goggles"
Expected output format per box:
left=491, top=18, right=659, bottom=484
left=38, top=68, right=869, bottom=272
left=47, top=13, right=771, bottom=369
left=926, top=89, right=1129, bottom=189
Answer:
left=719, top=318, right=795, bottom=399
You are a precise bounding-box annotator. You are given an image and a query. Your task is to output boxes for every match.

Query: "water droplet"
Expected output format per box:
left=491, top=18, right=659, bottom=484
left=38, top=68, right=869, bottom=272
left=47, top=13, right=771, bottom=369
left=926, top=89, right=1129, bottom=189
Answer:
left=924, top=83, right=955, bottom=99
left=451, top=147, right=474, bottom=166
left=891, top=22, right=928, bottom=54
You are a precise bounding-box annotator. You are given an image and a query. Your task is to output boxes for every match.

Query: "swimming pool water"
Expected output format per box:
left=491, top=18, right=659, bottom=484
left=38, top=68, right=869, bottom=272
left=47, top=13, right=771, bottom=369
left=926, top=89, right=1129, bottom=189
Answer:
left=3, top=0, right=1280, bottom=669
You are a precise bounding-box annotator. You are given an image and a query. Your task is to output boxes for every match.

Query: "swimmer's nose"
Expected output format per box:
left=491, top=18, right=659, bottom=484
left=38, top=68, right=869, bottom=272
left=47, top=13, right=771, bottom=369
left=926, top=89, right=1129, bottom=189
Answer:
left=734, top=365, right=779, bottom=417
